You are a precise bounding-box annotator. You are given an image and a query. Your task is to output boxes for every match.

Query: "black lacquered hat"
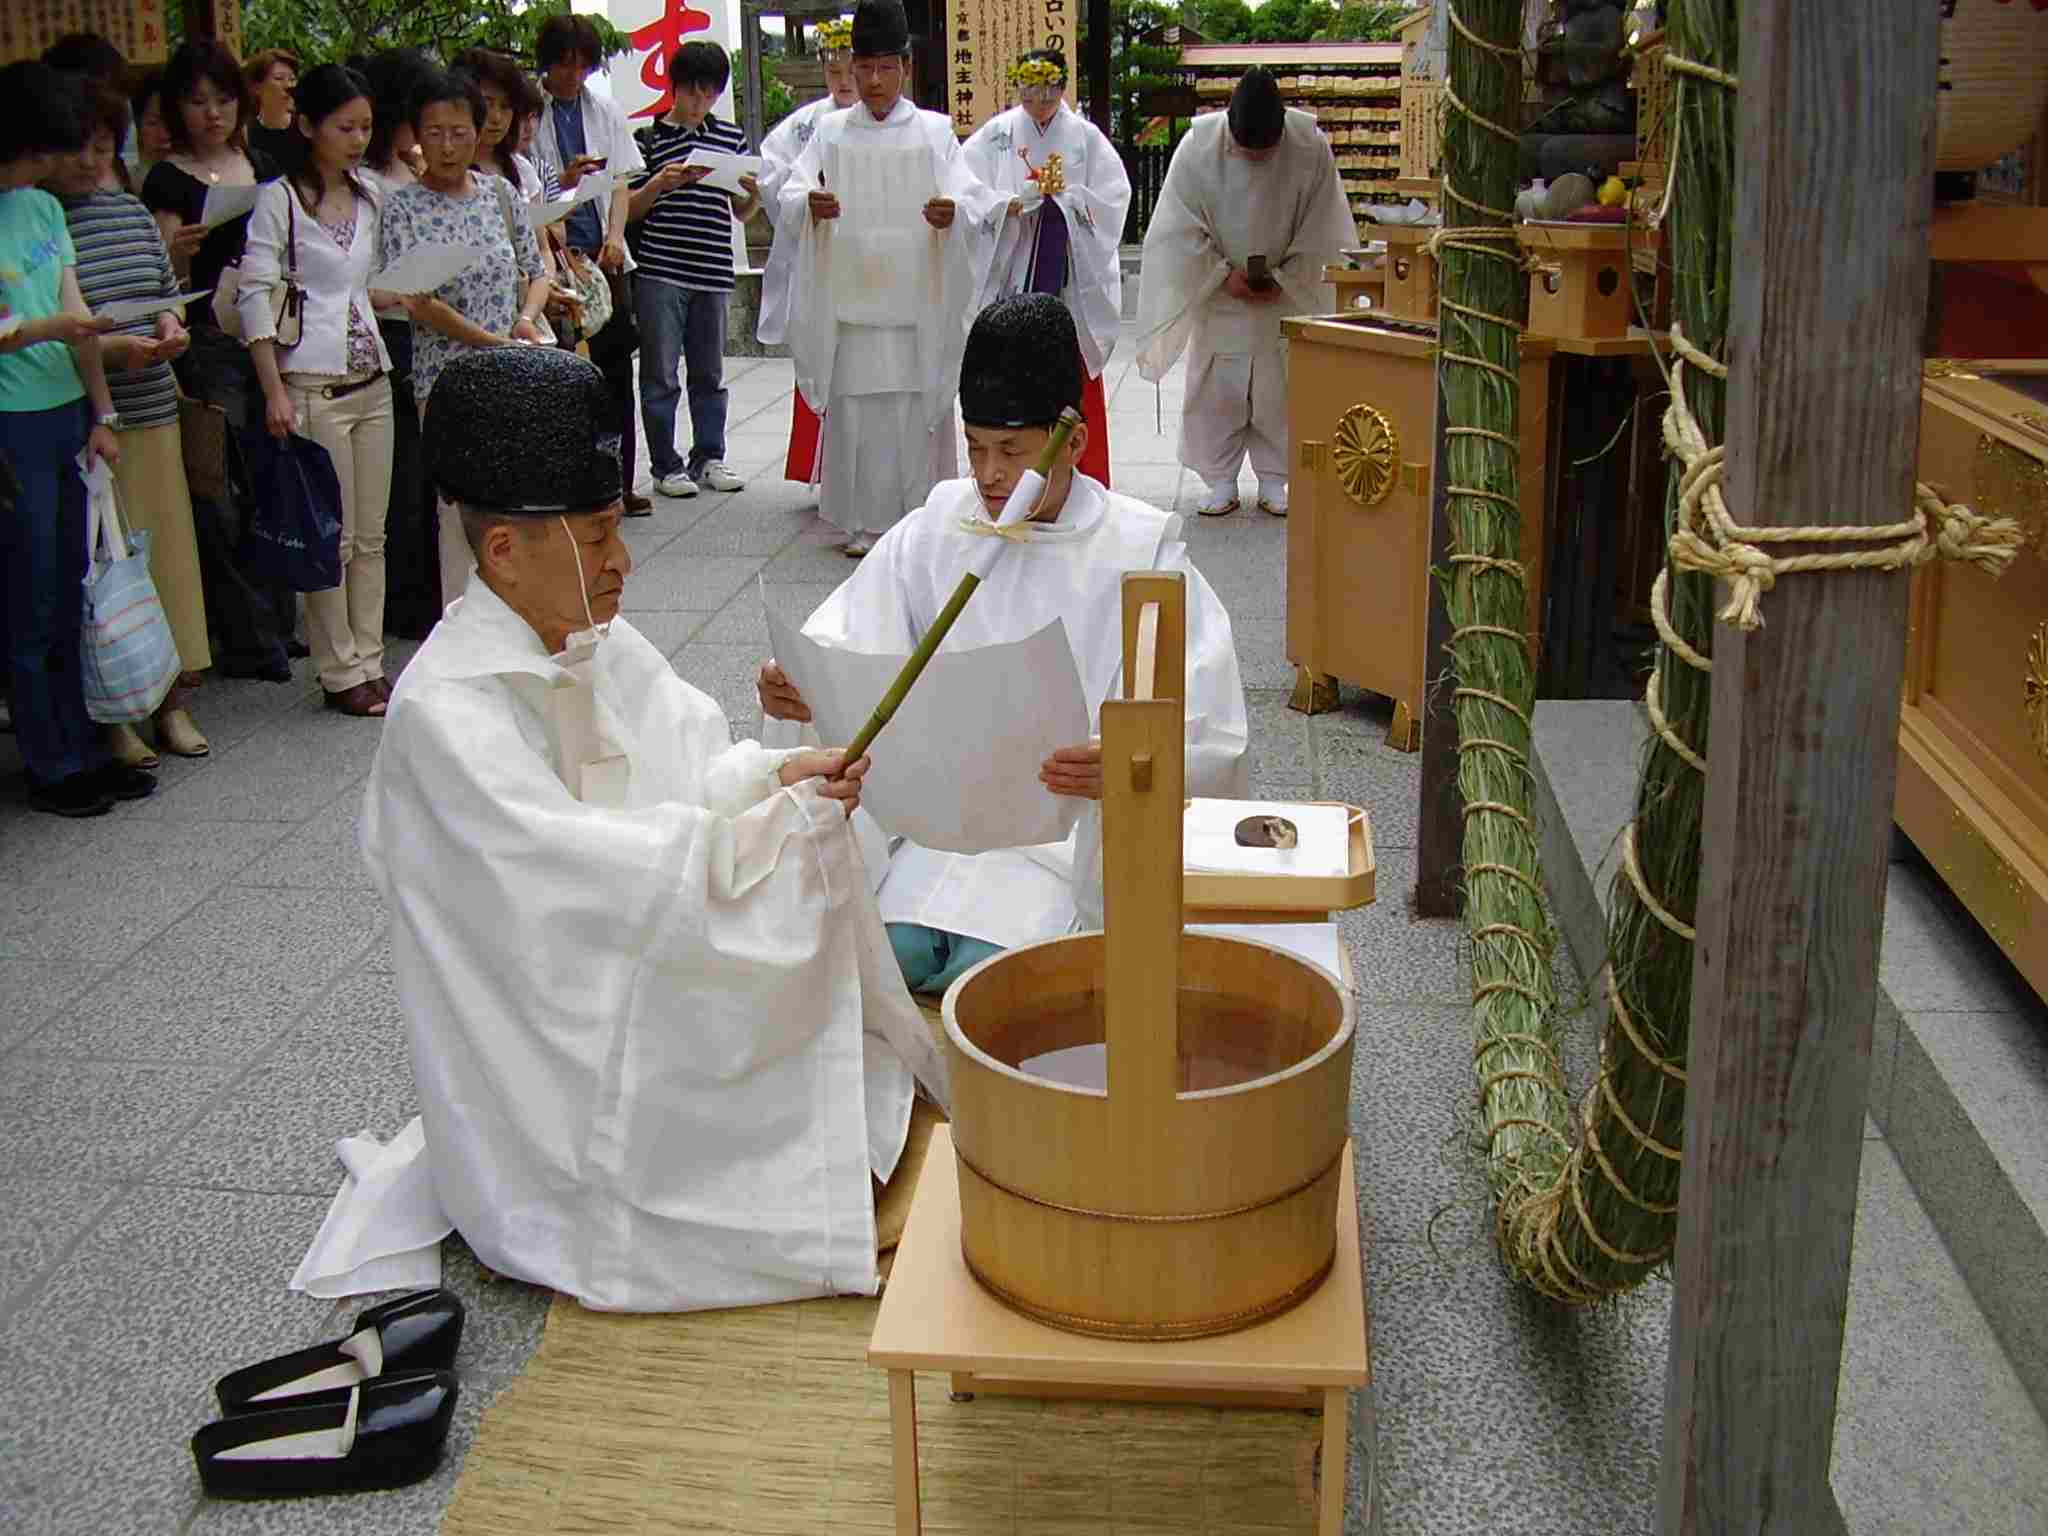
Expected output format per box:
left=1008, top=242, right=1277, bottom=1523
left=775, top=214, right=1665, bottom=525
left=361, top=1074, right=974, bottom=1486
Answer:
left=851, top=0, right=911, bottom=57
left=422, top=346, right=622, bottom=514
left=960, top=294, right=1084, bottom=430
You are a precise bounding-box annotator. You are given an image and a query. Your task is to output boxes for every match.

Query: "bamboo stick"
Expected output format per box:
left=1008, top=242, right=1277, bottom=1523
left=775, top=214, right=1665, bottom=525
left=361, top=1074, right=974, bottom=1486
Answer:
left=841, top=407, right=1082, bottom=762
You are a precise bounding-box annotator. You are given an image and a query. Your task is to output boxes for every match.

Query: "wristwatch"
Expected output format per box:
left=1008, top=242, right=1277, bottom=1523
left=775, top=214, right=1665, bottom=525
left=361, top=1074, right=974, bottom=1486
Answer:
left=95, top=410, right=121, bottom=430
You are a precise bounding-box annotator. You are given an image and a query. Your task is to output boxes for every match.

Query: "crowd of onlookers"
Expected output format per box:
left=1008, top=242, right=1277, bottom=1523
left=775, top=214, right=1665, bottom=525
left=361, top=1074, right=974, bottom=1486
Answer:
left=3, top=16, right=755, bottom=819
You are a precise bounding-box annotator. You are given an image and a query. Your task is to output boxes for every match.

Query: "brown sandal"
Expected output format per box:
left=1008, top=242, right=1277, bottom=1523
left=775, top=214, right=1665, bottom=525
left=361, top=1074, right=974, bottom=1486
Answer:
left=324, top=681, right=387, bottom=718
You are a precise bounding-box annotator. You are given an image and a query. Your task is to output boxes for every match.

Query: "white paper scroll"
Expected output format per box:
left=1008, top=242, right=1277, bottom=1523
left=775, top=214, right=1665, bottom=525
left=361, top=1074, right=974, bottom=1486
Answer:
left=372, top=242, right=481, bottom=296
left=197, top=181, right=263, bottom=229
left=94, top=289, right=211, bottom=325
left=765, top=600, right=1090, bottom=855
left=682, top=148, right=766, bottom=193
left=822, top=138, right=938, bottom=327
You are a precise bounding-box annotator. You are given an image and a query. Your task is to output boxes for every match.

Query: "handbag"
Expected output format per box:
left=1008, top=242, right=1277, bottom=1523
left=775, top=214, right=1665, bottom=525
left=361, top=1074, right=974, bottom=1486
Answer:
left=559, top=246, right=613, bottom=337
left=79, top=454, right=181, bottom=724
left=176, top=387, right=232, bottom=506
left=240, top=428, right=344, bottom=592
left=213, top=186, right=305, bottom=347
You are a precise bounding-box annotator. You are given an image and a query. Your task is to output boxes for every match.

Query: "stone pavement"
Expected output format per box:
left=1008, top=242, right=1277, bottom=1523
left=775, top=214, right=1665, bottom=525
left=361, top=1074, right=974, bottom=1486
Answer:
left=6, top=342, right=2003, bottom=1536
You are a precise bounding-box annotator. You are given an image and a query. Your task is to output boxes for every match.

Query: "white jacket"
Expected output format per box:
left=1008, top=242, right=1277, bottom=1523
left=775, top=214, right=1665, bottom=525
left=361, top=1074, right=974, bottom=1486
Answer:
left=237, top=178, right=392, bottom=376
left=532, top=84, right=646, bottom=266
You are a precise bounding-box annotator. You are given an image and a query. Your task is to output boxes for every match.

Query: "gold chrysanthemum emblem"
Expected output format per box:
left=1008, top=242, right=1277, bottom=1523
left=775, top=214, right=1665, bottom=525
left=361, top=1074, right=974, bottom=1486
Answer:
left=1332, top=404, right=1398, bottom=507
left=2027, top=623, right=2048, bottom=766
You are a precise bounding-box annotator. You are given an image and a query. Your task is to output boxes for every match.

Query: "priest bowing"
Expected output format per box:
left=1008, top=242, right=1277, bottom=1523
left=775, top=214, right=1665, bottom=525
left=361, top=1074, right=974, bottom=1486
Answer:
left=359, top=346, right=947, bottom=1313
left=1134, top=68, right=1356, bottom=519
left=773, top=0, right=1005, bottom=557
left=759, top=295, right=1250, bottom=995
left=961, top=48, right=1131, bottom=487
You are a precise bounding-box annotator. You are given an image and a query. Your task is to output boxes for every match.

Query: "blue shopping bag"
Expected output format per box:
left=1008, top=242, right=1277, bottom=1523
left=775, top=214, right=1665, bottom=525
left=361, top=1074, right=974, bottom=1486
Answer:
left=240, top=428, right=343, bottom=592
left=78, top=453, right=180, bottom=725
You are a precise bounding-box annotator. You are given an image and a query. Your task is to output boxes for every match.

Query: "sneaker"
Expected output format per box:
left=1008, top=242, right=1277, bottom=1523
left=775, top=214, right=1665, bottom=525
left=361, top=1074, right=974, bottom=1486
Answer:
left=697, top=461, right=744, bottom=493
left=29, top=773, right=114, bottom=818
left=89, top=762, right=159, bottom=801
left=654, top=472, right=699, bottom=500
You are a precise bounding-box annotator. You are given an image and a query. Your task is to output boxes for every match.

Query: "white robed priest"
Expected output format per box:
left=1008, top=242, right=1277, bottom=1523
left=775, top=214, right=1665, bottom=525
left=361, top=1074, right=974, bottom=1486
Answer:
left=339, top=346, right=946, bottom=1314
left=1135, top=68, right=1356, bottom=519
left=774, top=0, right=1005, bottom=556
left=756, top=13, right=858, bottom=488
left=960, top=47, right=1130, bottom=488
left=758, top=295, right=1250, bottom=996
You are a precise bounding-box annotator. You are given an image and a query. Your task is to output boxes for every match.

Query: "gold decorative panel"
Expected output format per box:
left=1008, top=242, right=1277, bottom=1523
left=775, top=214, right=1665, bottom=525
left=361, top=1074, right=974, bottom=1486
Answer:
left=2028, top=623, right=2048, bottom=767
left=1973, top=432, right=2048, bottom=553
left=1332, top=404, right=1398, bottom=508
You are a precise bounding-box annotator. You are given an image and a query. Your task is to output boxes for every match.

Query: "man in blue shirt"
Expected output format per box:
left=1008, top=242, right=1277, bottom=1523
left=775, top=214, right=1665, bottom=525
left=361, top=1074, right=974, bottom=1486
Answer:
left=532, top=14, right=651, bottom=514
left=625, top=41, right=759, bottom=500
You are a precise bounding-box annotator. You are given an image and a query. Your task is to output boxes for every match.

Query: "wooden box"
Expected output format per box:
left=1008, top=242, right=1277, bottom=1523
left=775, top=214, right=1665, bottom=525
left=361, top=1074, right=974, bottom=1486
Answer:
left=1380, top=225, right=1439, bottom=321
left=1522, top=223, right=1635, bottom=341
left=1281, top=316, right=1553, bottom=749
left=1896, top=363, right=2048, bottom=1005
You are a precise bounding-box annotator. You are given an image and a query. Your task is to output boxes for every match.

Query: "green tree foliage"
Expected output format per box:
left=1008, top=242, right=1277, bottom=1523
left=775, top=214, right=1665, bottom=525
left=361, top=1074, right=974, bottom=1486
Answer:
left=1189, top=0, right=1406, bottom=43
left=730, top=58, right=799, bottom=133
left=1319, top=3, right=1411, bottom=40
left=232, top=0, right=632, bottom=69
left=1076, top=0, right=1183, bottom=144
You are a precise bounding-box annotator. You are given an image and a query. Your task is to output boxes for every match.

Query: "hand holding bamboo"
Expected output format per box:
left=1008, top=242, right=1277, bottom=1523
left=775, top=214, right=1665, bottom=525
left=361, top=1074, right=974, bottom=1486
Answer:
left=840, top=407, right=1083, bottom=763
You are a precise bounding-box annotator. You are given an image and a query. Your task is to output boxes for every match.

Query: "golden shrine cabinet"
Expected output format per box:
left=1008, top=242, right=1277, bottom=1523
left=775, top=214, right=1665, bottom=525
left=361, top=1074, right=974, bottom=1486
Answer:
left=1898, top=364, right=2048, bottom=1004
left=1281, top=316, right=1551, bottom=749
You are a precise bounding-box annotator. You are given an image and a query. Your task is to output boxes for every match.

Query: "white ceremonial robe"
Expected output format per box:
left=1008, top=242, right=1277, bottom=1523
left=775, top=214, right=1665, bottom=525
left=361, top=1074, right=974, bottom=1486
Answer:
left=756, top=94, right=842, bottom=349
left=775, top=97, right=1005, bottom=538
left=358, top=578, right=948, bottom=1313
left=960, top=103, right=1132, bottom=379
left=797, top=475, right=1250, bottom=947
left=1134, top=109, right=1356, bottom=494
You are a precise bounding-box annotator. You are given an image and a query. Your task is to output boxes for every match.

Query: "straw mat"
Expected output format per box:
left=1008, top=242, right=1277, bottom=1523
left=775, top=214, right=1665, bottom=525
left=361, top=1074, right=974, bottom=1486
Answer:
left=442, top=1101, right=1321, bottom=1533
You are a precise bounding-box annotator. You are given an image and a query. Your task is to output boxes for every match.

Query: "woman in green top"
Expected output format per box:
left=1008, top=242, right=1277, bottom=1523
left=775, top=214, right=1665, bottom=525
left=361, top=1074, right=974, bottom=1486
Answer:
left=0, top=62, right=155, bottom=818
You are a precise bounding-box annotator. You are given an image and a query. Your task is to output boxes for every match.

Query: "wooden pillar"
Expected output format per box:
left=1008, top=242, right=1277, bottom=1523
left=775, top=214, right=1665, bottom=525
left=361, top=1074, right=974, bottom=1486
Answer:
left=1657, top=2, right=1939, bottom=1532
left=741, top=2, right=765, bottom=150
left=1087, top=0, right=1112, bottom=136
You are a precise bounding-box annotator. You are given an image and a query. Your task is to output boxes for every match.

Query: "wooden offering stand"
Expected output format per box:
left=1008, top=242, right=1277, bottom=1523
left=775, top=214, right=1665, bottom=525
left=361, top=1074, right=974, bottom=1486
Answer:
left=1521, top=221, right=1636, bottom=341
left=869, top=573, right=1373, bottom=1534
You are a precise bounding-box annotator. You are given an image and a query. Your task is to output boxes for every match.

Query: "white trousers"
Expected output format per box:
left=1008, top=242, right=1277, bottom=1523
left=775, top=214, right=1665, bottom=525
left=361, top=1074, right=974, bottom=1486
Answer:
left=818, top=392, right=956, bottom=538
left=1180, top=345, right=1290, bottom=496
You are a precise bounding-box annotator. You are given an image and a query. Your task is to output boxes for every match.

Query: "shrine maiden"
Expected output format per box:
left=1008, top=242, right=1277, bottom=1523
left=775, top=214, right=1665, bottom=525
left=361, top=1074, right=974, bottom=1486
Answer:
left=755, top=13, right=857, bottom=487
left=960, top=48, right=1130, bottom=486
left=358, top=347, right=946, bottom=1312
left=773, top=0, right=1004, bottom=556
left=1135, top=68, right=1355, bottom=518
left=759, top=295, right=1250, bottom=996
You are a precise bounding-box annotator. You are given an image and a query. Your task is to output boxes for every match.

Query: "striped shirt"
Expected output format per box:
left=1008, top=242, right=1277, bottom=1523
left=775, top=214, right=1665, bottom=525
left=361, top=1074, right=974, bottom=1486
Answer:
left=60, top=190, right=180, bottom=428
left=629, top=114, right=747, bottom=292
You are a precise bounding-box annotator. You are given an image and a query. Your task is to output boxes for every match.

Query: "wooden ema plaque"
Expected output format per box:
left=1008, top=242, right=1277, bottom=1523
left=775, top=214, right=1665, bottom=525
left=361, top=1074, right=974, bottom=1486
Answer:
left=1897, top=362, right=2048, bottom=1004
left=1521, top=222, right=1636, bottom=341
left=1282, top=315, right=1554, bottom=748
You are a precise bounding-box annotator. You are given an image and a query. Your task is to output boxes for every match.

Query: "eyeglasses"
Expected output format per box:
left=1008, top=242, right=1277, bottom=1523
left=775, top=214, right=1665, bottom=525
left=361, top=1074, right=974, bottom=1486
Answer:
left=1019, top=86, right=1062, bottom=105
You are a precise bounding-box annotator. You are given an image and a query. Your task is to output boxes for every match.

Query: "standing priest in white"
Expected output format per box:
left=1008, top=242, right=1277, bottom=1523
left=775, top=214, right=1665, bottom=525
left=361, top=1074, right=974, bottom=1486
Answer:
left=758, top=295, right=1250, bottom=997
left=961, top=48, right=1130, bottom=488
left=357, top=346, right=947, bottom=1313
left=773, top=0, right=1004, bottom=557
left=1135, top=68, right=1355, bottom=518
left=756, top=14, right=858, bottom=490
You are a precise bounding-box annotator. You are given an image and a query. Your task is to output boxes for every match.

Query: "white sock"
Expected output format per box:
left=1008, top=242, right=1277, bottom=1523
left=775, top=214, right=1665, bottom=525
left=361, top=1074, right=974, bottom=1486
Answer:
left=1203, top=480, right=1238, bottom=508
left=1257, top=477, right=1289, bottom=508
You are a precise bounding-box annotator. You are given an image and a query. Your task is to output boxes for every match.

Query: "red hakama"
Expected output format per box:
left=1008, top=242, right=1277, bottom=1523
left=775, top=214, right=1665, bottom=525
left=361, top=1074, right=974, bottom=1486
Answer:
left=784, top=391, right=823, bottom=483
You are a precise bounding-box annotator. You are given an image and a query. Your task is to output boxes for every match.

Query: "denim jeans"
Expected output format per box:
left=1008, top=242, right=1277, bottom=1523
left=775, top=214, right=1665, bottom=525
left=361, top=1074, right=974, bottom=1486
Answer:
left=0, top=401, right=113, bottom=786
left=635, top=278, right=728, bottom=479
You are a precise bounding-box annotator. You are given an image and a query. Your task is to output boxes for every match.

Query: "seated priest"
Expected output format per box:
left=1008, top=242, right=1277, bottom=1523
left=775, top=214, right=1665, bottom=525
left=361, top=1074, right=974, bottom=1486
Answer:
left=360, top=346, right=948, bottom=1313
left=758, top=294, right=1251, bottom=997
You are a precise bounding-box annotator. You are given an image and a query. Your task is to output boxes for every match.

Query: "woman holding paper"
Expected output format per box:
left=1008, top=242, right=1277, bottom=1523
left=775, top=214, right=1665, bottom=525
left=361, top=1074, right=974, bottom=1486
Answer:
left=378, top=69, right=547, bottom=607
left=49, top=80, right=212, bottom=763
left=142, top=38, right=297, bottom=684
left=242, top=64, right=395, bottom=720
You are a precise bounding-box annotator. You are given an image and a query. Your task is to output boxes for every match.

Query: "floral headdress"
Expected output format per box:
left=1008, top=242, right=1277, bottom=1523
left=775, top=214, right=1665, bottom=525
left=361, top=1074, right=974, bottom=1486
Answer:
left=1008, top=56, right=1067, bottom=90
left=816, top=17, right=854, bottom=56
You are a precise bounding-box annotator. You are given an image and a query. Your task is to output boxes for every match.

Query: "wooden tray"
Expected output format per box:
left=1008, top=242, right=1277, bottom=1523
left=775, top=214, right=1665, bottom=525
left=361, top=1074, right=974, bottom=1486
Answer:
left=1182, top=800, right=1377, bottom=917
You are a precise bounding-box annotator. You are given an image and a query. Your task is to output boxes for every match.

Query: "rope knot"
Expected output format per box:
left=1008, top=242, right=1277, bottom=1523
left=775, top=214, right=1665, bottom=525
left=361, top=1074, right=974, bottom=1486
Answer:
left=959, top=517, right=1035, bottom=543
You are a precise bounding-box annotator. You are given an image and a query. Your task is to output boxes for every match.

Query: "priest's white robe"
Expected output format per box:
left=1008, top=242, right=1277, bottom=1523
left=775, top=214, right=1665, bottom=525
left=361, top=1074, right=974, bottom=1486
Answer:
left=775, top=96, right=1004, bottom=538
left=756, top=93, right=841, bottom=349
left=359, top=577, right=948, bottom=1313
left=960, top=102, right=1131, bottom=380
left=794, top=475, right=1250, bottom=947
left=1134, top=109, right=1355, bottom=499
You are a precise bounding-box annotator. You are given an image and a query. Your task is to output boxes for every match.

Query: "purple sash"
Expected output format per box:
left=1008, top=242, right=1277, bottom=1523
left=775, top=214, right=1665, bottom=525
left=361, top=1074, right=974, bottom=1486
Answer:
left=1025, top=196, right=1071, bottom=296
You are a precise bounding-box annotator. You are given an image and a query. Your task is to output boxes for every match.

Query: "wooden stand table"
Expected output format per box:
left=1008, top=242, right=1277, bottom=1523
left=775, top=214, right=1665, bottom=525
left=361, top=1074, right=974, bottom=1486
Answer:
left=869, top=1125, right=1372, bottom=1535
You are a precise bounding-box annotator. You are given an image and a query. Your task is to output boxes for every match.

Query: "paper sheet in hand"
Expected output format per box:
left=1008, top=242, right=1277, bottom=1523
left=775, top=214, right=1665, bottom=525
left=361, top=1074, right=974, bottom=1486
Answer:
left=530, top=195, right=579, bottom=227
left=682, top=148, right=765, bottom=193
left=198, top=181, right=262, bottom=229
left=571, top=170, right=614, bottom=207
left=94, top=289, right=211, bottom=324
left=1184, top=798, right=1352, bottom=879
left=373, top=242, right=480, bottom=296
left=766, top=601, right=1089, bottom=855
left=0, top=314, right=21, bottom=339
